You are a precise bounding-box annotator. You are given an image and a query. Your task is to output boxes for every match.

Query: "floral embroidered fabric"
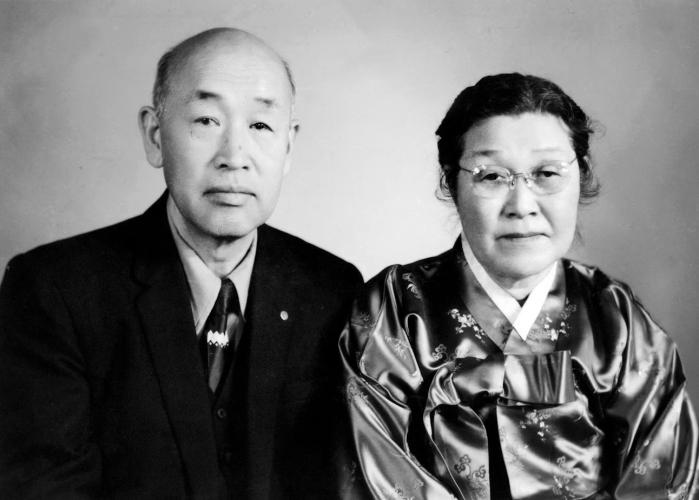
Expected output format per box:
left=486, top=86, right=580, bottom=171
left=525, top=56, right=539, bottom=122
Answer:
left=340, top=243, right=698, bottom=499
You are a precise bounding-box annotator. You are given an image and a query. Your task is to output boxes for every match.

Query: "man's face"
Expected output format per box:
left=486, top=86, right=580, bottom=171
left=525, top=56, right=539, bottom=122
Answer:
left=152, top=40, right=296, bottom=242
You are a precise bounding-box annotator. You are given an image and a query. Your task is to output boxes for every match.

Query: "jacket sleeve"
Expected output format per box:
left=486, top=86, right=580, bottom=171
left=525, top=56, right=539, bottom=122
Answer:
left=338, top=267, right=460, bottom=500
left=0, top=254, right=101, bottom=499
left=602, top=286, right=698, bottom=500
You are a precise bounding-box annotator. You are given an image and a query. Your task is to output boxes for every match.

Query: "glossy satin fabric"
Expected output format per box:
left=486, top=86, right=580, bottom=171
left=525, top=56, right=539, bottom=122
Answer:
left=340, top=245, right=698, bottom=499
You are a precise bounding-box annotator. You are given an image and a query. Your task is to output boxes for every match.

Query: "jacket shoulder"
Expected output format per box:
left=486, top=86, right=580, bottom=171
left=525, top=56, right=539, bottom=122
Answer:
left=4, top=214, right=146, bottom=282
left=258, top=225, right=362, bottom=286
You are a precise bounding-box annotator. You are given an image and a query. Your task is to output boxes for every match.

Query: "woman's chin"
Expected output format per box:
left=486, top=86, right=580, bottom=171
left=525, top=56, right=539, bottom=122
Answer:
left=486, top=258, right=556, bottom=286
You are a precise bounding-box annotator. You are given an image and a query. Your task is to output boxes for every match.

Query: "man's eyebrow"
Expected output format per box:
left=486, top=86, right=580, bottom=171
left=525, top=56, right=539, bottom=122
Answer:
left=188, top=89, right=222, bottom=103
left=254, top=97, right=279, bottom=108
left=185, top=91, right=280, bottom=109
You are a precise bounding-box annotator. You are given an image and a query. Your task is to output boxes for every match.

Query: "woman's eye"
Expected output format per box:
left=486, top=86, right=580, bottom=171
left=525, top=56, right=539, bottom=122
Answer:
left=251, top=122, right=272, bottom=131
left=194, top=117, right=219, bottom=126
left=481, top=172, right=502, bottom=182
left=476, top=168, right=508, bottom=183
left=535, top=167, right=562, bottom=178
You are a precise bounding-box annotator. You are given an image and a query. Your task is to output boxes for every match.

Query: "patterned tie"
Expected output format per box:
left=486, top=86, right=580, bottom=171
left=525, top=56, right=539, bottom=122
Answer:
left=201, top=279, right=242, bottom=393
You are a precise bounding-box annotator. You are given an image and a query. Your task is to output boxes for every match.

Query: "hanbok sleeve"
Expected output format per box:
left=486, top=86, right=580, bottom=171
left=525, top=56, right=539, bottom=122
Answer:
left=339, top=267, right=459, bottom=500
left=602, top=285, right=698, bottom=499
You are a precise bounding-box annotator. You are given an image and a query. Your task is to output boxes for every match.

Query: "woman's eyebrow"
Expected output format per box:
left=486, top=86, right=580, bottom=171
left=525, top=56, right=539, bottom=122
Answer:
left=532, top=147, right=568, bottom=153
left=464, top=149, right=500, bottom=159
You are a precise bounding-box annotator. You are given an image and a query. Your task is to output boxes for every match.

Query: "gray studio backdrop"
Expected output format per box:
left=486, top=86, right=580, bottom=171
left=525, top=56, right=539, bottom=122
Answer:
left=2, top=0, right=698, bottom=401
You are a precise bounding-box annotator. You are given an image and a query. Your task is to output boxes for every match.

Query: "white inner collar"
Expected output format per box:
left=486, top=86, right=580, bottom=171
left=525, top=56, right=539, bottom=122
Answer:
left=460, top=234, right=557, bottom=341
left=166, top=196, right=256, bottom=332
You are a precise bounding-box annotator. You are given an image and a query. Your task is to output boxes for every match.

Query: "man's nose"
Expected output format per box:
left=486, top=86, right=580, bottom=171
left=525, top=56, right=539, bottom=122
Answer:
left=503, top=176, right=539, bottom=218
left=215, top=124, right=250, bottom=169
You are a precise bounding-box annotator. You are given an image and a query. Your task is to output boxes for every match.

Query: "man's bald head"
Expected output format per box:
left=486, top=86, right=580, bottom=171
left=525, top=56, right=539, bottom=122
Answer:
left=152, top=27, right=295, bottom=117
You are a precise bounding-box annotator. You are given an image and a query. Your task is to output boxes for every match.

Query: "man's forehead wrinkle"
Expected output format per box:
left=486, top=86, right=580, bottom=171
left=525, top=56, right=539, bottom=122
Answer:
left=174, top=60, right=290, bottom=108
left=182, top=88, right=281, bottom=111
left=161, top=29, right=295, bottom=114
left=184, top=42, right=288, bottom=79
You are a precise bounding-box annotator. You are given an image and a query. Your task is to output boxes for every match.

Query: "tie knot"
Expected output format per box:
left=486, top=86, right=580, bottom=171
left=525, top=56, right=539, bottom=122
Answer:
left=216, top=279, right=240, bottom=316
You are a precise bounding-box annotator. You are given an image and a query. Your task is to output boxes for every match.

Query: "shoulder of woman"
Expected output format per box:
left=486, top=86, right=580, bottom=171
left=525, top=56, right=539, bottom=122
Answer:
left=563, top=259, right=677, bottom=359
left=563, top=258, right=645, bottom=309
left=347, top=251, right=454, bottom=347
left=360, top=249, right=455, bottom=299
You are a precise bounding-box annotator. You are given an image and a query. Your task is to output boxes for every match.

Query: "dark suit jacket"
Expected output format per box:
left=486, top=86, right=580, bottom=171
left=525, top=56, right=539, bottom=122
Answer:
left=0, top=194, right=363, bottom=499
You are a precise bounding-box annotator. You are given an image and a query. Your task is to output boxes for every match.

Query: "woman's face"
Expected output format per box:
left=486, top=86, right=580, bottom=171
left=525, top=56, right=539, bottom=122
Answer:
left=455, top=112, right=580, bottom=285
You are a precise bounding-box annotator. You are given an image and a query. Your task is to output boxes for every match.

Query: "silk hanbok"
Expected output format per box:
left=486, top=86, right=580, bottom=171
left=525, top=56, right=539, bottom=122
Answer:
left=340, top=243, right=698, bottom=499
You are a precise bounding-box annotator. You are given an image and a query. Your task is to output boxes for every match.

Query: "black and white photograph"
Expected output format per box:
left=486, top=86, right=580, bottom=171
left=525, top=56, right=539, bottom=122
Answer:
left=1, top=1, right=698, bottom=498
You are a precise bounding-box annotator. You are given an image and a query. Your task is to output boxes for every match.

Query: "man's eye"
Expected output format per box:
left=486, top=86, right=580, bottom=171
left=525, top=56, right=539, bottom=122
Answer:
left=251, top=122, right=272, bottom=131
left=194, top=117, right=219, bottom=126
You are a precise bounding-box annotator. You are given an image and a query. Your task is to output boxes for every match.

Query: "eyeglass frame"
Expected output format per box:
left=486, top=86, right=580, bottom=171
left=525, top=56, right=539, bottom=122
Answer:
left=458, top=157, right=579, bottom=196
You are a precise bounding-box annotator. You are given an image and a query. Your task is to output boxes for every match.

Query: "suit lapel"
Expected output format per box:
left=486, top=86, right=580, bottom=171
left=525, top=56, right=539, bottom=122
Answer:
left=132, top=195, right=221, bottom=496
left=244, top=225, right=297, bottom=495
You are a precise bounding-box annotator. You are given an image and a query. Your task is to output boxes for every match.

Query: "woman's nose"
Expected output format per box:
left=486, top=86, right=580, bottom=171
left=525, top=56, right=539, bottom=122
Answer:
left=503, top=176, right=539, bottom=218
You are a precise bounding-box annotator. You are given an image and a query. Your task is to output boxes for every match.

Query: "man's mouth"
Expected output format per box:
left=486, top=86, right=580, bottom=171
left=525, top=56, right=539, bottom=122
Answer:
left=204, top=188, right=254, bottom=205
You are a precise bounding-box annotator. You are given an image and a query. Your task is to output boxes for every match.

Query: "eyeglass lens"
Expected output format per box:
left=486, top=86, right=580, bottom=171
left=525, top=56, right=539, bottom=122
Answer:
left=470, top=165, right=570, bottom=197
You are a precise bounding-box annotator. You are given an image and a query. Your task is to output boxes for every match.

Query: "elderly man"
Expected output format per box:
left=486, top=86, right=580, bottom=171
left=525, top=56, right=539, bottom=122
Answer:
left=0, top=28, right=362, bottom=499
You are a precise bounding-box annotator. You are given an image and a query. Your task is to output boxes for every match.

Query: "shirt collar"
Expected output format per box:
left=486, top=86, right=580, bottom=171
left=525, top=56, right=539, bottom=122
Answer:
left=460, top=233, right=557, bottom=341
left=166, top=196, right=257, bottom=334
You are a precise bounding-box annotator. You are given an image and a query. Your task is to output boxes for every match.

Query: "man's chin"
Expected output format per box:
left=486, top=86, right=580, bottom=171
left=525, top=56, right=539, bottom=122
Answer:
left=210, top=227, right=256, bottom=241
left=208, top=219, right=261, bottom=241
left=188, top=208, right=268, bottom=243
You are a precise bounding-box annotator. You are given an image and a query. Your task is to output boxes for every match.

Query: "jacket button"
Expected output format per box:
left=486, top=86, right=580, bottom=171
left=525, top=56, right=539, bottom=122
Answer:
left=219, top=450, right=234, bottom=464
left=216, top=408, right=227, bottom=419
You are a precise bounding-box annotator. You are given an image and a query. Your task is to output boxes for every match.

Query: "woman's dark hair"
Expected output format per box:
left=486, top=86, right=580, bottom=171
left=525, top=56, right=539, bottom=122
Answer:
left=436, top=73, right=599, bottom=203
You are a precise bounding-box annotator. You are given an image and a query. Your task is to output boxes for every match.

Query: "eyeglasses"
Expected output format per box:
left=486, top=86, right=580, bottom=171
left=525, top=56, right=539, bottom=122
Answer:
left=459, top=158, right=577, bottom=198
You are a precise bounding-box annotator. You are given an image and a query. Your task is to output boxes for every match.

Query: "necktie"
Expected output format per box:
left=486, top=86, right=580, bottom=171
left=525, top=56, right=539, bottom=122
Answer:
left=201, top=279, right=242, bottom=393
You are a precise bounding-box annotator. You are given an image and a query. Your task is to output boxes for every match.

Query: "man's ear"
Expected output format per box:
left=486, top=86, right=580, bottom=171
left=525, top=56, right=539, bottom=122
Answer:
left=283, top=119, right=300, bottom=176
left=138, top=106, right=163, bottom=168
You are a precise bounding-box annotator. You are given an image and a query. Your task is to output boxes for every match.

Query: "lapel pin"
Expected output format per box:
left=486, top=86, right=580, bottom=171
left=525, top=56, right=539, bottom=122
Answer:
left=280, top=310, right=289, bottom=321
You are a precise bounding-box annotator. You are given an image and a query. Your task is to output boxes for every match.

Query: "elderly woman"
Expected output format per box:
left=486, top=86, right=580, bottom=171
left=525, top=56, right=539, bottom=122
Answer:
left=340, top=73, right=698, bottom=499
